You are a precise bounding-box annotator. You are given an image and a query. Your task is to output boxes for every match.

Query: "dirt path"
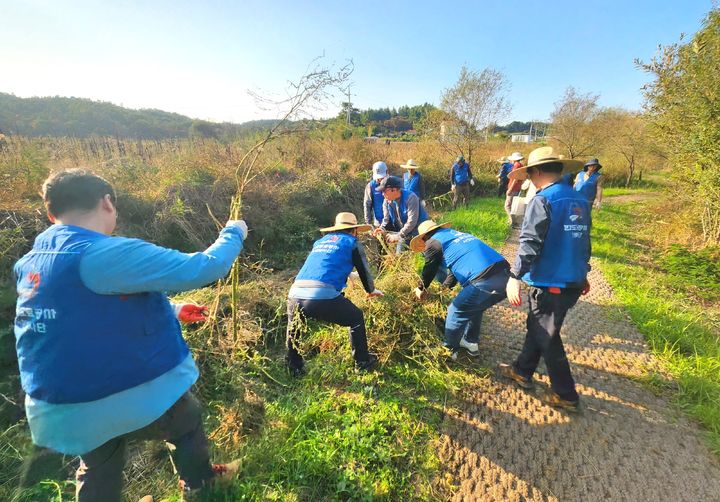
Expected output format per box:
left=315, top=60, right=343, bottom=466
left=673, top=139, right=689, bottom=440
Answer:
left=437, top=230, right=720, bottom=501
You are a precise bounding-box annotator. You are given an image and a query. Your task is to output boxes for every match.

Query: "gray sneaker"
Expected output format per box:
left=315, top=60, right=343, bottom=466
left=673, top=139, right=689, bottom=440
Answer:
left=459, top=338, right=479, bottom=357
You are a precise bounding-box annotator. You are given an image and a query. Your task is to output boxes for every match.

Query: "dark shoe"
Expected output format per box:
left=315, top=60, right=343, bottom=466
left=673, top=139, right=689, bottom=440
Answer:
left=355, top=353, right=379, bottom=371
left=499, top=363, right=534, bottom=389
left=286, top=362, right=306, bottom=378
left=542, top=391, right=580, bottom=413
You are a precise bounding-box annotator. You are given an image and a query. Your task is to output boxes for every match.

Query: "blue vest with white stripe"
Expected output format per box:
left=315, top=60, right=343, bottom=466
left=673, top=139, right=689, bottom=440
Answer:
left=403, top=172, right=422, bottom=199
left=388, top=190, right=429, bottom=229
left=523, top=183, right=592, bottom=288
left=574, top=171, right=601, bottom=202
left=432, top=228, right=505, bottom=286
left=13, top=225, right=188, bottom=404
left=295, top=232, right=356, bottom=291
left=452, top=162, right=470, bottom=184
left=369, top=180, right=385, bottom=223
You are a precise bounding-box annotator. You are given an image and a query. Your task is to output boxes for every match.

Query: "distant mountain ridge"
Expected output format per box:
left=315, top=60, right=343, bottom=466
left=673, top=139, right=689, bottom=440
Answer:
left=0, top=93, right=279, bottom=139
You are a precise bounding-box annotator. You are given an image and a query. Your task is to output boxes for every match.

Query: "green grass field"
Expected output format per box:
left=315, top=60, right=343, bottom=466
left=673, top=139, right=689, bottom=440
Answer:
left=593, top=200, right=720, bottom=454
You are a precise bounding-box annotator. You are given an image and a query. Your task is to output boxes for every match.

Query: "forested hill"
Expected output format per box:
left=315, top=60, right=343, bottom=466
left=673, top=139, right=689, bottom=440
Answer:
left=0, top=93, right=280, bottom=139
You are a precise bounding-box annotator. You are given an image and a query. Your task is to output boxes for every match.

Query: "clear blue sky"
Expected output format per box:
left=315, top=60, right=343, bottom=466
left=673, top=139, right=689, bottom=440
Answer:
left=1, top=0, right=713, bottom=124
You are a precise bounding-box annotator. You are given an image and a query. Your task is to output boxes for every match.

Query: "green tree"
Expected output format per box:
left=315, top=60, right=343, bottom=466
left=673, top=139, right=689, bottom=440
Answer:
left=548, top=87, right=602, bottom=159
left=639, top=8, right=720, bottom=242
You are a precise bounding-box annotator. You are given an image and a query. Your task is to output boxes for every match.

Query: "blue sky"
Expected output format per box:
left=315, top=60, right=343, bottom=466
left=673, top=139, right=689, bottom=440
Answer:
left=1, top=0, right=713, bottom=124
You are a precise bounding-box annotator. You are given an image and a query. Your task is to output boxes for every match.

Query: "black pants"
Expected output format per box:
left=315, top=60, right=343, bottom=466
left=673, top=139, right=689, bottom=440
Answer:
left=497, top=179, right=508, bottom=197
left=75, top=392, right=213, bottom=501
left=286, top=295, right=370, bottom=367
left=514, top=287, right=581, bottom=401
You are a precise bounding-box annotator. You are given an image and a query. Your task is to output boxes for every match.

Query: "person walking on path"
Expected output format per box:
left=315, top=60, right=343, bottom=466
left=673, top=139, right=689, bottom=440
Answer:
left=286, top=213, right=384, bottom=376
left=450, top=155, right=475, bottom=209
left=13, top=169, right=246, bottom=501
left=574, top=157, right=604, bottom=210
left=373, top=176, right=429, bottom=253
left=504, top=152, right=525, bottom=224
left=500, top=147, right=591, bottom=412
left=496, top=156, right=513, bottom=198
left=401, top=159, right=425, bottom=205
left=363, top=161, right=388, bottom=227
left=410, top=220, right=509, bottom=360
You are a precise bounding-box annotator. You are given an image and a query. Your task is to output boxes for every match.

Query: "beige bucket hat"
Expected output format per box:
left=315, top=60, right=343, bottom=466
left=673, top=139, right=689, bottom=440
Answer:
left=409, top=219, right=452, bottom=252
left=400, top=159, right=420, bottom=169
left=496, top=156, right=509, bottom=162
left=508, top=146, right=584, bottom=181
left=320, top=212, right=372, bottom=233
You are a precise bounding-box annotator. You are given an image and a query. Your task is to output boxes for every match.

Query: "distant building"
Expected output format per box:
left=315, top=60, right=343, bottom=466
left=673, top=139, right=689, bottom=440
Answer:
left=511, top=133, right=533, bottom=143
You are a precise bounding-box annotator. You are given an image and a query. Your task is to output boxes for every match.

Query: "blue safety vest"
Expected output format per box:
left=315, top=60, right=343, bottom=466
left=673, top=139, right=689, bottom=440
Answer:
left=387, top=190, right=428, bottom=229
left=499, top=162, right=513, bottom=181
left=575, top=171, right=601, bottom=202
left=403, top=171, right=422, bottom=199
left=523, top=183, right=591, bottom=288
left=13, top=225, right=187, bottom=404
left=432, top=228, right=505, bottom=286
left=452, top=162, right=470, bottom=184
left=295, top=232, right=356, bottom=291
left=369, top=179, right=385, bottom=223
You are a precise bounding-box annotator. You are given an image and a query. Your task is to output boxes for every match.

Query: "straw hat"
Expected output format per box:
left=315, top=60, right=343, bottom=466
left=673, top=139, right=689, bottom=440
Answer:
left=508, top=146, right=584, bottom=181
left=320, top=212, right=372, bottom=233
left=496, top=156, right=509, bottom=163
left=400, top=159, right=420, bottom=170
left=409, top=220, right=452, bottom=252
left=508, top=152, right=524, bottom=161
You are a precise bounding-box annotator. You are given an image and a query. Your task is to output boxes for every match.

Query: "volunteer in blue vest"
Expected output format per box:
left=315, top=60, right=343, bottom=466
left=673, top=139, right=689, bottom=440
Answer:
left=496, top=156, right=513, bottom=198
left=363, top=161, right=388, bottom=227
left=574, top=157, right=604, bottom=209
left=450, top=155, right=475, bottom=209
left=286, top=212, right=384, bottom=376
left=410, top=221, right=509, bottom=360
left=13, top=169, right=246, bottom=501
left=499, top=147, right=591, bottom=412
left=372, top=176, right=429, bottom=253
left=401, top=159, right=425, bottom=205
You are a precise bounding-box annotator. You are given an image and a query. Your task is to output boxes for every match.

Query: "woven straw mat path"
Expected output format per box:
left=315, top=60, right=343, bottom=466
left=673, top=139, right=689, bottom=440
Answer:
left=436, top=229, right=720, bottom=502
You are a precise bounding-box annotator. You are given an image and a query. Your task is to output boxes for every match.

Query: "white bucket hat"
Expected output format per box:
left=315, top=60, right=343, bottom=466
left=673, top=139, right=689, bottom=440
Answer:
left=400, top=159, right=420, bottom=170
left=508, top=152, right=524, bottom=161
left=320, top=212, right=372, bottom=233
left=372, top=161, right=388, bottom=180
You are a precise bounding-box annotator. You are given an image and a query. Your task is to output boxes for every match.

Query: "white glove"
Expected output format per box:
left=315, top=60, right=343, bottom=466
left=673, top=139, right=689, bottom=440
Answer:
left=470, top=179, right=476, bottom=187
left=593, top=200, right=602, bottom=210
left=227, top=220, right=248, bottom=240
left=368, top=289, right=384, bottom=298
left=386, top=233, right=401, bottom=243
left=451, top=184, right=456, bottom=192
left=414, top=287, right=428, bottom=301
left=348, top=271, right=360, bottom=284
left=421, top=200, right=426, bottom=208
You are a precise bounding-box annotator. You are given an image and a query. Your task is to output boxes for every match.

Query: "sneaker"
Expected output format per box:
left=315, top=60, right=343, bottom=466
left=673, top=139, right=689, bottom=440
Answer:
left=541, top=391, right=580, bottom=413
left=499, top=363, right=534, bottom=389
left=459, top=338, right=479, bottom=357
left=355, top=353, right=379, bottom=371
left=443, top=346, right=459, bottom=362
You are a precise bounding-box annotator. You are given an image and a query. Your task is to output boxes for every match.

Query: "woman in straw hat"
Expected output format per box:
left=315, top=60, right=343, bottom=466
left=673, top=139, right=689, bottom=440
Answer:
left=286, top=212, right=384, bottom=376
left=499, top=146, right=591, bottom=412
left=400, top=159, right=425, bottom=204
left=409, top=220, right=509, bottom=360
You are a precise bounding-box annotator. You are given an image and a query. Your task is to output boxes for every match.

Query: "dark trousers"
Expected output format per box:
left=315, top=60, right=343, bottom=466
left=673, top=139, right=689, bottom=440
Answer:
left=75, top=392, right=213, bottom=502
left=452, top=182, right=470, bottom=209
left=497, top=179, right=509, bottom=197
left=514, top=287, right=581, bottom=401
left=286, top=295, right=370, bottom=367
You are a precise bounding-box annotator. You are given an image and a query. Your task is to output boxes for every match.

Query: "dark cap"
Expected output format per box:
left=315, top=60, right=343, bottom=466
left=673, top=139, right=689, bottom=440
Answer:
left=584, top=158, right=602, bottom=169
left=375, top=175, right=402, bottom=192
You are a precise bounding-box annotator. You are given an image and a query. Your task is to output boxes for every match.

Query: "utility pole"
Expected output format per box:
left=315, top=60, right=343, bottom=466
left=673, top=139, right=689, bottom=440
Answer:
left=345, top=86, right=352, bottom=126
